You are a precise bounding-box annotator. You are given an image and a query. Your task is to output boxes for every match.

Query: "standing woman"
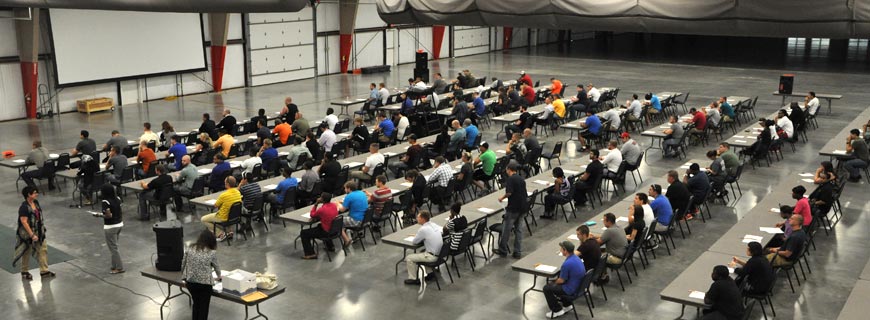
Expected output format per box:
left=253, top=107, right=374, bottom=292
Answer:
left=100, top=184, right=125, bottom=274
left=182, top=230, right=221, bottom=320
left=14, top=186, right=55, bottom=280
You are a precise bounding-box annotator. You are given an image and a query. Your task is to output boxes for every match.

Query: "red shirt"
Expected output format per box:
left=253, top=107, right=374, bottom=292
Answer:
left=794, top=197, right=812, bottom=227
left=522, top=86, right=536, bottom=105
left=311, top=203, right=338, bottom=232
left=137, top=147, right=157, bottom=172
left=519, top=74, right=532, bottom=87
left=692, top=112, right=707, bottom=130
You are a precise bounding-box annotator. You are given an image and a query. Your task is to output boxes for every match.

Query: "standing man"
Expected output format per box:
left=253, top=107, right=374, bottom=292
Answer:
left=404, top=210, right=443, bottom=285
left=845, top=128, right=869, bottom=182
left=542, top=241, right=586, bottom=319
left=281, top=96, right=299, bottom=124
left=494, top=162, right=527, bottom=258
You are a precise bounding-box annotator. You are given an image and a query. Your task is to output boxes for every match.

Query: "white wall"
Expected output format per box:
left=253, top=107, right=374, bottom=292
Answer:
left=248, top=10, right=316, bottom=86
left=453, top=26, right=491, bottom=57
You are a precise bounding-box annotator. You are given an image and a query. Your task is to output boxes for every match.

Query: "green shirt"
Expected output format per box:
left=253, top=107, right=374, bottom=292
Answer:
left=480, top=149, right=497, bottom=175
left=720, top=150, right=739, bottom=175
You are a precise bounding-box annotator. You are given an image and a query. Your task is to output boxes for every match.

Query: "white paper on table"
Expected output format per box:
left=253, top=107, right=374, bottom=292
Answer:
left=198, top=169, right=212, bottom=174
left=424, top=174, right=432, bottom=182
left=403, top=236, right=416, bottom=242
left=212, top=282, right=223, bottom=292
left=728, top=267, right=735, bottom=274
left=492, top=117, right=504, bottom=120
left=568, top=234, right=579, bottom=241
left=384, top=152, right=397, bottom=157
left=497, top=150, right=507, bottom=154
left=680, top=166, right=691, bottom=169
left=263, top=184, right=278, bottom=190
left=563, top=170, right=579, bottom=176
left=511, top=113, right=521, bottom=116
left=742, top=235, right=763, bottom=243
left=127, top=140, right=137, bottom=144
left=801, top=178, right=814, bottom=183
left=278, top=152, right=289, bottom=156
left=229, top=161, right=242, bottom=168
left=534, top=180, right=551, bottom=186
left=770, top=208, right=781, bottom=213
left=733, top=135, right=745, bottom=138
left=798, top=173, right=814, bottom=177
left=527, top=191, right=534, bottom=196
left=689, top=291, right=706, bottom=300
left=205, top=199, right=217, bottom=205
left=400, top=182, right=413, bottom=187
left=347, top=162, right=364, bottom=167
left=534, top=264, right=558, bottom=273
left=642, top=130, right=655, bottom=134
left=13, top=159, right=26, bottom=163
left=563, top=124, right=577, bottom=127
left=759, top=227, right=784, bottom=234
left=49, top=154, right=59, bottom=159
left=833, top=150, right=847, bottom=155
left=734, top=140, right=747, bottom=143
left=390, top=189, right=401, bottom=194
left=301, top=213, right=311, bottom=219
left=99, top=164, right=106, bottom=169
left=455, top=165, right=463, bottom=169
left=616, top=217, right=629, bottom=222
left=338, top=133, right=350, bottom=137
left=478, top=207, right=496, bottom=214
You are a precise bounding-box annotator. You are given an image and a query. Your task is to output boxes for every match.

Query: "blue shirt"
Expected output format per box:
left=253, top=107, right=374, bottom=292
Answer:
left=275, top=177, right=299, bottom=203
left=720, top=102, right=735, bottom=118
left=209, top=162, right=231, bottom=190
left=343, top=190, right=368, bottom=222
left=560, top=254, right=586, bottom=295
left=650, top=95, right=662, bottom=111
left=260, top=148, right=278, bottom=167
left=473, top=97, right=486, bottom=116
left=650, top=195, right=673, bottom=226
left=401, top=98, right=414, bottom=115
left=369, top=88, right=378, bottom=100
left=379, top=119, right=395, bottom=137
left=585, top=114, right=602, bottom=135
left=168, top=143, right=187, bottom=170
left=465, top=125, right=479, bottom=148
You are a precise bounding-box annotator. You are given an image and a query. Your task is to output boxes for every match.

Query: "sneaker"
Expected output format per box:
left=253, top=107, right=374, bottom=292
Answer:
left=492, top=249, right=508, bottom=257
left=685, top=214, right=694, bottom=221
left=216, top=234, right=227, bottom=242
left=561, top=305, right=574, bottom=312
left=546, top=309, right=567, bottom=318
left=512, top=252, right=522, bottom=259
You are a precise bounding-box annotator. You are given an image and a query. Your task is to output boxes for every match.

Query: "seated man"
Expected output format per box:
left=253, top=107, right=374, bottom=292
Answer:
left=337, top=181, right=368, bottom=246
left=350, top=143, right=384, bottom=182
left=202, top=176, right=241, bottom=242
left=504, top=104, right=531, bottom=142
left=172, top=155, right=197, bottom=211
left=136, top=140, right=157, bottom=178
left=300, top=192, right=339, bottom=259
left=702, top=265, right=745, bottom=319
left=373, top=112, right=395, bottom=145
left=428, top=156, right=455, bottom=211
left=623, top=94, right=643, bottom=130
left=471, top=143, right=497, bottom=196
left=447, top=120, right=467, bottom=159
left=104, top=146, right=128, bottom=185
left=575, top=225, right=601, bottom=271
left=323, top=107, right=339, bottom=131
left=365, top=175, right=392, bottom=220
left=845, top=128, right=869, bottom=182
left=643, top=93, right=661, bottom=120
left=683, top=163, right=710, bottom=218
left=662, top=115, right=684, bottom=158
left=601, top=106, right=621, bottom=132
left=464, top=119, right=479, bottom=151
left=317, top=123, right=337, bottom=154
left=21, top=140, right=52, bottom=190
left=137, top=164, right=172, bottom=220
left=284, top=137, right=311, bottom=170
left=568, top=85, right=590, bottom=119
left=389, top=134, right=422, bottom=177
left=731, top=242, right=774, bottom=296
left=272, top=119, right=293, bottom=146
left=208, top=154, right=232, bottom=193
left=665, top=170, right=691, bottom=215
left=578, top=109, right=601, bottom=152
left=685, top=108, right=707, bottom=142
left=542, top=241, right=586, bottom=318
left=591, top=213, right=628, bottom=281
left=404, top=211, right=443, bottom=285
left=212, top=129, right=233, bottom=158
left=766, top=214, right=807, bottom=267
left=648, top=184, right=672, bottom=232
left=705, top=150, right=727, bottom=196
left=266, top=168, right=298, bottom=217
left=574, top=150, right=603, bottom=206
left=599, top=140, right=623, bottom=179
left=775, top=109, right=794, bottom=139
left=551, top=94, right=566, bottom=120
left=619, top=132, right=641, bottom=167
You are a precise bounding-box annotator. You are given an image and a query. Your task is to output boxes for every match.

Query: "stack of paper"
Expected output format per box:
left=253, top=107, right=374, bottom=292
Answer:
left=347, top=162, right=364, bottom=167
left=301, top=213, right=311, bottom=219
left=567, top=234, right=579, bottom=241
left=770, top=208, right=781, bottom=213
left=833, top=150, right=847, bottom=155
left=403, top=236, right=416, bottom=242
left=198, top=168, right=212, bottom=174
left=734, top=140, right=747, bottom=143
left=759, top=227, right=784, bottom=234
left=400, top=182, right=413, bottom=187
left=478, top=207, right=496, bottom=214
left=534, top=264, right=558, bottom=273
left=49, top=154, right=59, bottom=159
left=742, top=234, right=764, bottom=243
left=798, top=173, right=814, bottom=177
left=13, top=159, right=25, bottom=163
left=263, top=184, right=277, bottom=190
left=689, top=291, right=706, bottom=300
left=205, top=199, right=217, bottom=205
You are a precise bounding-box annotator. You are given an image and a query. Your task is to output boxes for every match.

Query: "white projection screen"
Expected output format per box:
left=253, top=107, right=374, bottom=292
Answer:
left=49, top=9, right=206, bottom=86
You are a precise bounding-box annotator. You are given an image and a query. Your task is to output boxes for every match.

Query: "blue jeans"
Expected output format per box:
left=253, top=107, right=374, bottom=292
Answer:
left=499, top=211, right=523, bottom=254
left=845, top=158, right=868, bottom=179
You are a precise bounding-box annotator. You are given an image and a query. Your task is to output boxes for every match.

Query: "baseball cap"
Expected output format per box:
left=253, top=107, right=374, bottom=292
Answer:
left=620, top=132, right=630, bottom=139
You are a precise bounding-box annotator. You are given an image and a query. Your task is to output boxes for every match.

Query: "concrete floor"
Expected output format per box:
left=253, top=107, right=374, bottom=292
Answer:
left=2, top=42, right=869, bottom=320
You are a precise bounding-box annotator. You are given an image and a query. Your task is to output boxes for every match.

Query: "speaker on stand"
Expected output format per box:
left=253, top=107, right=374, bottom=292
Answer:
left=153, top=220, right=184, bottom=271
left=779, top=74, right=794, bottom=94
left=414, top=51, right=429, bottom=83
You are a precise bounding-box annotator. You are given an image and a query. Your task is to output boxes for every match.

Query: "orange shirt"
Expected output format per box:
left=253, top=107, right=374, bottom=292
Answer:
left=272, top=123, right=293, bottom=145
left=213, top=134, right=233, bottom=157
left=551, top=80, right=563, bottom=95
left=137, top=147, right=157, bottom=172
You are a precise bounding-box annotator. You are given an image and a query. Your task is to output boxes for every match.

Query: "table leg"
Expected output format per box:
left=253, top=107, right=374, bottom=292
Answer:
left=395, top=248, right=409, bottom=275
left=521, top=275, right=541, bottom=312
left=827, top=98, right=832, bottom=115
left=159, top=283, right=191, bottom=320
left=293, top=225, right=303, bottom=249
left=643, top=136, right=661, bottom=165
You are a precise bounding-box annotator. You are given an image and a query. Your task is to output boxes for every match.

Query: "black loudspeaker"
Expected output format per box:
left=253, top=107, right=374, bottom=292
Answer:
left=414, top=68, right=429, bottom=83
left=153, top=220, right=184, bottom=271
left=779, top=74, right=794, bottom=94
left=415, top=51, right=428, bottom=69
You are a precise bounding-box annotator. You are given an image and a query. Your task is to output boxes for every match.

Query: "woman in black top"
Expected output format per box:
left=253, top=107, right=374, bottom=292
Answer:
left=351, top=117, right=370, bottom=151
left=731, top=241, right=773, bottom=295
left=624, top=204, right=646, bottom=246
left=703, top=265, right=745, bottom=320
left=100, top=184, right=125, bottom=273
left=14, top=186, right=55, bottom=280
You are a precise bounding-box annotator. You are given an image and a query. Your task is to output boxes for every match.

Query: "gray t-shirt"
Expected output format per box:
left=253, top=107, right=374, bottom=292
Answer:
left=178, top=163, right=198, bottom=190
left=710, top=157, right=725, bottom=176
left=620, top=139, right=641, bottom=164
left=600, top=224, right=628, bottom=258
left=707, top=109, right=721, bottom=127
left=670, top=122, right=684, bottom=140
left=105, top=135, right=128, bottom=152
left=106, top=155, right=128, bottom=176
left=852, top=139, right=870, bottom=162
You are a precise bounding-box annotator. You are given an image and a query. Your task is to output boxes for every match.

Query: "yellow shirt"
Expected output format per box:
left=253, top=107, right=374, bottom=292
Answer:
left=214, top=187, right=241, bottom=220
left=213, top=134, right=233, bottom=157
left=553, top=99, right=566, bottom=118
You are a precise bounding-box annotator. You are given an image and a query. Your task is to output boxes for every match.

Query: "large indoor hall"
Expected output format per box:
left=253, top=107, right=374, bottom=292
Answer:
left=1, top=2, right=869, bottom=320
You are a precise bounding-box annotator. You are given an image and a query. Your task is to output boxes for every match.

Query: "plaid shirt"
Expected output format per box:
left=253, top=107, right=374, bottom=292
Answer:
left=429, top=163, right=455, bottom=187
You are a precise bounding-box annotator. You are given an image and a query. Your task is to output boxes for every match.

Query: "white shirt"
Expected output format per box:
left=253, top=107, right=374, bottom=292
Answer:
left=588, top=87, right=601, bottom=102
left=364, top=152, right=385, bottom=172
left=777, top=116, right=794, bottom=138
left=413, top=81, right=427, bottom=89
left=642, top=204, right=655, bottom=228
left=140, top=131, right=159, bottom=144
left=413, top=221, right=443, bottom=254
left=324, top=114, right=339, bottom=131
left=318, top=130, right=336, bottom=151
left=430, top=92, right=440, bottom=108
left=768, top=125, right=779, bottom=140
left=242, top=156, right=262, bottom=174
left=603, top=109, right=621, bottom=129
left=806, top=97, right=820, bottom=115
left=396, top=116, right=409, bottom=139
left=379, top=88, right=390, bottom=105
left=627, top=99, right=642, bottom=118
left=601, top=149, right=623, bottom=173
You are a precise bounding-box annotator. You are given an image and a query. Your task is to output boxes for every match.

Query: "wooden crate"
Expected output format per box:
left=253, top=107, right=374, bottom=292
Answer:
left=76, top=97, right=114, bottom=114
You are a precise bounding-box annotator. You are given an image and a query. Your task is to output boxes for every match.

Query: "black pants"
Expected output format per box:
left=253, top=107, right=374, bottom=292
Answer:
left=22, top=169, right=54, bottom=190
left=301, top=227, right=335, bottom=256
left=574, top=181, right=594, bottom=204
left=505, top=124, right=523, bottom=139
left=544, top=193, right=568, bottom=214
left=186, top=282, right=213, bottom=320
left=543, top=283, right=571, bottom=312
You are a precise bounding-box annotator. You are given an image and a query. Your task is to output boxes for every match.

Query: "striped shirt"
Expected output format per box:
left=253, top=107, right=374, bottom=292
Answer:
left=370, top=187, right=392, bottom=216
left=239, top=183, right=262, bottom=209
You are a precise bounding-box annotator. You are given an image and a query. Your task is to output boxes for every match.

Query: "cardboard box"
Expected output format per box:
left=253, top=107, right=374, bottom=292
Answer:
left=222, top=269, right=257, bottom=296
left=77, top=97, right=114, bottom=114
